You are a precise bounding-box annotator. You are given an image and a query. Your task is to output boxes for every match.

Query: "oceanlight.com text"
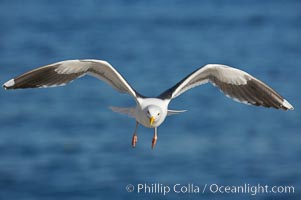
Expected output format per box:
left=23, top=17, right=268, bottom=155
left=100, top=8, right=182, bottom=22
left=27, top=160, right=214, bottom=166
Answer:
left=125, top=183, right=295, bottom=196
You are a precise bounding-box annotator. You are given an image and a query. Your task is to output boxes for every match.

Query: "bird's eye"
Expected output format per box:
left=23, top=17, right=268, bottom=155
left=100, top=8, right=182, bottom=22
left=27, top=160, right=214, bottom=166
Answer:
left=147, top=110, right=150, bottom=114
left=157, top=113, right=160, bottom=116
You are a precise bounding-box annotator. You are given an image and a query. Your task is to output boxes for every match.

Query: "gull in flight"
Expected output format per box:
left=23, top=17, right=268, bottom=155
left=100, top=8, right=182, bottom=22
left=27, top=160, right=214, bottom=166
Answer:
left=3, top=59, right=294, bottom=149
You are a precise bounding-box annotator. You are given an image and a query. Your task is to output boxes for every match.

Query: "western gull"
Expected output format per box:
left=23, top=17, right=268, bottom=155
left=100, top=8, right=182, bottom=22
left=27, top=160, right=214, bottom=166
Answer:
left=3, top=59, right=294, bottom=148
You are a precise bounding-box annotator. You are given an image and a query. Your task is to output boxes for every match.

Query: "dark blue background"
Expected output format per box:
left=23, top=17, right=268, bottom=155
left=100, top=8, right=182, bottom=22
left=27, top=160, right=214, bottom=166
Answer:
left=0, top=0, right=300, bottom=199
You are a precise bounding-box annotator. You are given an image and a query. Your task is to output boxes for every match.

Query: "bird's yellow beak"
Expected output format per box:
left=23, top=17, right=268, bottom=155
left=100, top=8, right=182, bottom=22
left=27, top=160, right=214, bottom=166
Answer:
left=150, top=116, right=155, bottom=126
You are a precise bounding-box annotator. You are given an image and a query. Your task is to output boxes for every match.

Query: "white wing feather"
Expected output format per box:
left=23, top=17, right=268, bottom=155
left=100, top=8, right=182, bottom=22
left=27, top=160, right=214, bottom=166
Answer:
left=3, top=59, right=140, bottom=99
left=159, top=64, right=293, bottom=110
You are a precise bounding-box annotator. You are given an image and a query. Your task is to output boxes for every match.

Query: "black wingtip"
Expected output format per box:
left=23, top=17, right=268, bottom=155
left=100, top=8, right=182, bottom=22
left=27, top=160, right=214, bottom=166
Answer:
left=3, top=79, right=15, bottom=90
left=282, top=99, right=294, bottom=111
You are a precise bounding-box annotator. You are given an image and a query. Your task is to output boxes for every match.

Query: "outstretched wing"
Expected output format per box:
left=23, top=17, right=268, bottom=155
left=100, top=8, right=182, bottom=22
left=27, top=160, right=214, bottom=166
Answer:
left=158, top=64, right=294, bottom=111
left=3, top=59, right=143, bottom=99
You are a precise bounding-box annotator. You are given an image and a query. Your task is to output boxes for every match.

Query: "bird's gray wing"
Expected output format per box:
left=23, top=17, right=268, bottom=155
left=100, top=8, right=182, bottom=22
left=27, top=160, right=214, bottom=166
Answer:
left=3, top=59, right=143, bottom=99
left=158, top=64, right=294, bottom=111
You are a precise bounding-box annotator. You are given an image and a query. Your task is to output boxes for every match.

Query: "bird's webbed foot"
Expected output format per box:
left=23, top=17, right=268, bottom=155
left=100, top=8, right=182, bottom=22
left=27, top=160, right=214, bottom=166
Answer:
left=132, top=122, right=139, bottom=148
left=151, top=128, right=158, bottom=149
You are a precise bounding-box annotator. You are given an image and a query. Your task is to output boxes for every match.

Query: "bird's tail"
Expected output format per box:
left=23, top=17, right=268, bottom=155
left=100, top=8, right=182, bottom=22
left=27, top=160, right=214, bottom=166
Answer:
left=167, top=109, right=187, bottom=116
left=109, top=106, right=136, bottom=118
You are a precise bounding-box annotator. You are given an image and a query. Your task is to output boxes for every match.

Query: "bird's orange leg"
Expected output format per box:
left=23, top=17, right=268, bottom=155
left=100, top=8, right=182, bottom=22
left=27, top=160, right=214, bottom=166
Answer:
left=132, top=122, right=139, bottom=148
left=151, top=127, right=158, bottom=149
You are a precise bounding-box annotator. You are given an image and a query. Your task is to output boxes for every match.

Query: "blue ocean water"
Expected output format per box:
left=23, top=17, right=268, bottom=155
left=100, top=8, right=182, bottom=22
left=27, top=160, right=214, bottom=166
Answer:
left=0, top=0, right=300, bottom=199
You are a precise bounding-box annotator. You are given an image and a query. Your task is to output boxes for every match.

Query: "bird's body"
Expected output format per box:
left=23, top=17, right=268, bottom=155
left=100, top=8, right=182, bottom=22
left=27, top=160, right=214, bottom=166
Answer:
left=3, top=59, right=294, bottom=149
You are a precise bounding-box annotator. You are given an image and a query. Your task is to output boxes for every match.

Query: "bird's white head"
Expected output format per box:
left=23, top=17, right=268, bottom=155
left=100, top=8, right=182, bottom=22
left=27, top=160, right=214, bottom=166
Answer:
left=145, top=105, right=162, bottom=127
